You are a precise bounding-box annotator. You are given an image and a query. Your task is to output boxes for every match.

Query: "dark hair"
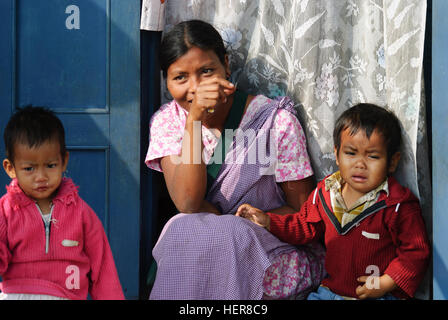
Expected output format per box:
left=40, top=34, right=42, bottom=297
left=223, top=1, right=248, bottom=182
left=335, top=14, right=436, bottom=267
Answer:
left=333, top=103, right=402, bottom=162
left=4, top=106, right=66, bottom=163
left=160, top=20, right=227, bottom=78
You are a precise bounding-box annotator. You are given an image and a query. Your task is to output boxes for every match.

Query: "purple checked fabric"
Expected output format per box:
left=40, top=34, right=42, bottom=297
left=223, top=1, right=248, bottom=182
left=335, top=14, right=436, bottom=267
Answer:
left=206, top=96, right=295, bottom=216
left=149, top=97, right=325, bottom=300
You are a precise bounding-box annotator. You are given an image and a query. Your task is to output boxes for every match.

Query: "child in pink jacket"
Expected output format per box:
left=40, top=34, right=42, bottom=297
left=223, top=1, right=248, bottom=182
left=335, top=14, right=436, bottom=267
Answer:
left=0, top=106, right=124, bottom=300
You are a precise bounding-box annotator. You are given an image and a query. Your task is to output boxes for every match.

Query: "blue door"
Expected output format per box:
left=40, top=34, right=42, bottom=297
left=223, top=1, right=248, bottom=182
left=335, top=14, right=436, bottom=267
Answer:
left=0, top=0, right=141, bottom=299
left=433, top=0, right=448, bottom=300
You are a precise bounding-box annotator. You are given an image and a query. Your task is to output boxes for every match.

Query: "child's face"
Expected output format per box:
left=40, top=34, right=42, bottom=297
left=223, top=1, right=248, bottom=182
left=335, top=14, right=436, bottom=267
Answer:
left=166, top=46, right=230, bottom=112
left=3, top=140, right=69, bottom=209
left=334, top=128, right=400, bottom=200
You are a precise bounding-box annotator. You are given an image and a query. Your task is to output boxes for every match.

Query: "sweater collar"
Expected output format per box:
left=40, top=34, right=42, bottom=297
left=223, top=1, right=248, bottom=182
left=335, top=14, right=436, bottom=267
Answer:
left=6, top=177, right=79, bottom=209
left=320, top=174, right=414, bottom=206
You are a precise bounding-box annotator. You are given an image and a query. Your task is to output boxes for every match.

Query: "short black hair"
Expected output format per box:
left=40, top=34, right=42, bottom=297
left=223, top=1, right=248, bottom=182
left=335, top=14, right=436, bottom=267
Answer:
left=4, top=106, right=66, bottom=163
left=160, top=20, right=227, bottom=78
left=333, top=103, right=402, bottom=162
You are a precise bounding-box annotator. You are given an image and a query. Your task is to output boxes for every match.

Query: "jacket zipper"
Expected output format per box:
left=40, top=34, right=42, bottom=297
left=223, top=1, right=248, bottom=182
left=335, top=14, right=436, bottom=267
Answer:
left=35, top=203, right=54, bottom=254
left=44, top=221, right=50, bottom=254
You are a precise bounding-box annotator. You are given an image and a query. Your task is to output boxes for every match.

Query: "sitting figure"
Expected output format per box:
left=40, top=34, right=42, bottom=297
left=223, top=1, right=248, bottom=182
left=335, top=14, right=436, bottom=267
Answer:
left=0, top=106, right=124, bottom=300
left=146, top=20, right=326, bottom=299
left=237, top=103, right=430, bottom=300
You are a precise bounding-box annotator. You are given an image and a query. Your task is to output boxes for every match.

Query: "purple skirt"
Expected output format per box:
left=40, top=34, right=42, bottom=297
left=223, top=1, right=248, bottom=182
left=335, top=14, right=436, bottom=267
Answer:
left=150, top=213, right=325, bottom=299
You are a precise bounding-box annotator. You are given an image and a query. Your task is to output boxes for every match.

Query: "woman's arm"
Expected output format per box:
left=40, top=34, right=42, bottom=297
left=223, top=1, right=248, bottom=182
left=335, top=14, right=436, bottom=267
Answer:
left=160, top=77, right=235, bottom=213
left=197, top=199, right=221, bottom=215
left=160, top=118, right=207, bottom=213
left=268, top=176, right=316, bottom=215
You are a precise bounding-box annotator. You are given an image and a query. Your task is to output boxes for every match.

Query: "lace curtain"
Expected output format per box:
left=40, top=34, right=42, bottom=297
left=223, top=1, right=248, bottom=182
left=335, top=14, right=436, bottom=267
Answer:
left=141, top=0, right=431, bottom=299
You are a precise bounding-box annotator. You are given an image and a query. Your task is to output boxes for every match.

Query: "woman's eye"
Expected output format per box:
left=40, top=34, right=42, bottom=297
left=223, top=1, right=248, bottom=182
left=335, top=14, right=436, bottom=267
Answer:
left=48, top=163, right=57, bottom=168
left=23, top=167, right=33, bottom=172
left=173, top=75, right=185, bottom=81
left=202, top=68, right=213, bottom=74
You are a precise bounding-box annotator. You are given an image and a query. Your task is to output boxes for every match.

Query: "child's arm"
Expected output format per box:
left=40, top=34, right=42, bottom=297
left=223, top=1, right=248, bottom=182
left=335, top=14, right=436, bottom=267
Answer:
left=236, top=204, right=271, bottom=229
left=236, top=190, right=324, bottom=245
left=0, top=206, right=11, bottom=275
left=356, top=200, right=430, bottom=299
left=82, top=201, right=125, bottom=300
left=381, top=201, right=430, bottom=298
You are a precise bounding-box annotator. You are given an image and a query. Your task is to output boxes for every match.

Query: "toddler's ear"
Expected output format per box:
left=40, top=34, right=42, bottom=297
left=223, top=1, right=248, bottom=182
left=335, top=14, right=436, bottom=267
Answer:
left=62, top=152, right=70, bottom=171
left=334, top=147, right=340, bottom=167
left=3, top=159, right=16, bottom=179
left=388, top=152, right=401, bottom=174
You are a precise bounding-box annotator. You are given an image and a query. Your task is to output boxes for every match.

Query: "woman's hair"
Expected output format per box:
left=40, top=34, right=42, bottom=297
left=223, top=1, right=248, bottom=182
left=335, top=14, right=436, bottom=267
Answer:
left=4, top=106, right=66, bottom=163
left=333, top=103, right=402, bottom=163
left=160, top=20, right=227, bottom=78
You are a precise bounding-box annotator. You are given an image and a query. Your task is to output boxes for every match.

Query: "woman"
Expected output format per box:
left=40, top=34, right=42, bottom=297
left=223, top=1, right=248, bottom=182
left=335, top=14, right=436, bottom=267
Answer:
left=145, top=20, right=325, bottom=299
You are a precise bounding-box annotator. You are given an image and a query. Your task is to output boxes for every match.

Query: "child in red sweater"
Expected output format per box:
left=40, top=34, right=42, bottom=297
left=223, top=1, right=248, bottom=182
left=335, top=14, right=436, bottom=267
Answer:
left=0, top=106, right=124, bottom=300
left=237, top=103, right=430, bottom=300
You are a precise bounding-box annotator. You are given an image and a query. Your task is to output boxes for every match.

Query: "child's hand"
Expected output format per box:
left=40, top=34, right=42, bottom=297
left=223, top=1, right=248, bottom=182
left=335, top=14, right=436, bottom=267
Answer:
left=355, top=274, right=397, bottom=299
left=235, top=204, right=270, bottom=229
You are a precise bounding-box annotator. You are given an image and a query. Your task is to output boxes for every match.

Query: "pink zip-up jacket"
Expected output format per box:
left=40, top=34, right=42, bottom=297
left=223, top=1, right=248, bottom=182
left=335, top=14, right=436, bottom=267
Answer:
left=0, top=178, right=124, bottom=300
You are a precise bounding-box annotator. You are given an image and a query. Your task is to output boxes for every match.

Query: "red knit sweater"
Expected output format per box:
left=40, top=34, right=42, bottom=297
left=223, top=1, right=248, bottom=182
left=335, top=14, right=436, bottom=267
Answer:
left=0, top=178, right=124, bottom=300
left=267, top=176, right=430, bottom=299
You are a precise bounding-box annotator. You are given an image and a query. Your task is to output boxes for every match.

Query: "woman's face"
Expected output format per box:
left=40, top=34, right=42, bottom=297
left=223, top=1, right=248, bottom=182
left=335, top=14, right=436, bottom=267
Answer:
left=166, top=46, right=230, bottom=112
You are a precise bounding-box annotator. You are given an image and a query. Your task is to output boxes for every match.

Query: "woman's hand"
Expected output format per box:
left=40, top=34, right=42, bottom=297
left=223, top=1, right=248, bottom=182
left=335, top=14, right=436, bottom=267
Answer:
left=236, top=204, right=271, bottom=230
left=188, top=77, right=235, bottom=121
left=355, top=274, right=397, bottom=299
left=161, top=76, right=235, bottom=213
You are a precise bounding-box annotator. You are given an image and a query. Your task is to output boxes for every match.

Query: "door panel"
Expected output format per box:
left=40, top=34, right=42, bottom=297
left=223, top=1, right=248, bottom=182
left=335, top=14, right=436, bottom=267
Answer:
left=0, top=0, right=141, bottom=299
left=17, top=0, right=108, bottom=111
left=66, top=148, right=109, bottom=226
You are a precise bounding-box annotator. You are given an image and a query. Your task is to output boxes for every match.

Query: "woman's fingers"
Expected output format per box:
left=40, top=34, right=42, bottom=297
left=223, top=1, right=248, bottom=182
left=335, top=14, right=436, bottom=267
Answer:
left=199, top=79, right=234, bottom=101
left=193, top=78, right=235, bottom=108
left=188, top=77, right=236, bottom=119
left=201, top=76, right=235, bottom=90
